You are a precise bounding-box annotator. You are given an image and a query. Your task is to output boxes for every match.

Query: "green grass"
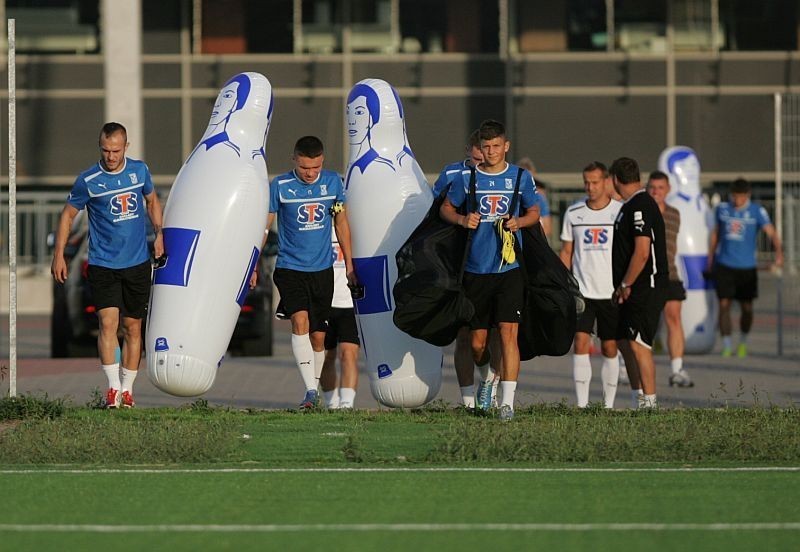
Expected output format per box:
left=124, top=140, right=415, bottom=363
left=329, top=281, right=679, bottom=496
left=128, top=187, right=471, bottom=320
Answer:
left=1, top=397, right=799, bottom=551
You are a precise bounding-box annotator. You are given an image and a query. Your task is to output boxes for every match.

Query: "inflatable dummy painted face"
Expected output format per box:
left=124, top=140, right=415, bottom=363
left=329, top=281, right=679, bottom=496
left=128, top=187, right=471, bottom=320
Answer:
left=660, top=146, right=701, bottom=196
left=347, top=84, right=381, bottom=149
left=209, top=74, right=250, bottom=127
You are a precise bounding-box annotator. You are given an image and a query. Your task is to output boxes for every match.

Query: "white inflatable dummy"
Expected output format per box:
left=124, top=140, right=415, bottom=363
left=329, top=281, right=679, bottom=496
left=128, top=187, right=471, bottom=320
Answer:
left=344, top=78, right=442, bottom=408
left=658, top=146, right=717, bottom=354
left=146, top=72, right=273, bottom=396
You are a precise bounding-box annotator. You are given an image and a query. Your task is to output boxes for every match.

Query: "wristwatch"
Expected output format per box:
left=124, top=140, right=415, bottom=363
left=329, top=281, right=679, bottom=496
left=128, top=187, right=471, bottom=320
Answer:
left=620, top=282, right=630, bottom=290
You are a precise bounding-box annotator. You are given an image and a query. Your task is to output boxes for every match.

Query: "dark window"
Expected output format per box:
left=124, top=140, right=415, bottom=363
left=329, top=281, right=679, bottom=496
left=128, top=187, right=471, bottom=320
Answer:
left=721, top=0, right=797, bottom=51
left=7, top=0, right=99, bottom=54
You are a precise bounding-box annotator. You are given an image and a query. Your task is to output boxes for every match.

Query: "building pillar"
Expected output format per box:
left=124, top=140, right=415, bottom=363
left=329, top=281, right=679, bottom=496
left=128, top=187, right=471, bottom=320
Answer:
left=102, top=0, right=143, bottom=158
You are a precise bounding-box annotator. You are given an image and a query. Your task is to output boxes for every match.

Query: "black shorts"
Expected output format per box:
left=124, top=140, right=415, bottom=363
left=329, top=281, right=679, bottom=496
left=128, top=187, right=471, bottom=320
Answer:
left=666, top=279, right=687, bottom=302
left=576, top=298, right=619, bottom=341
left=324, top=307, right=360, bottom=349
left=714, top=264, right=758, bottom=301
left=463, top=269, right=524, bottom=330
left=87, top=261, right=152, bottom=319
left=273, top=267, right=333, bottom=333
left=616, top=285, right=667, bottom=349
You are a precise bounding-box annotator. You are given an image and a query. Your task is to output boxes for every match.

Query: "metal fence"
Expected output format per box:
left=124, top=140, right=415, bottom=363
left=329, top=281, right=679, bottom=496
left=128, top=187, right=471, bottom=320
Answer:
left=0, top=191, right=65, bottom=268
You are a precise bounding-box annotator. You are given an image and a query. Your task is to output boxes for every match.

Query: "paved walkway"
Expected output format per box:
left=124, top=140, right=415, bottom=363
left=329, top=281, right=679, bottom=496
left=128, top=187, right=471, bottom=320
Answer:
left=3, top=272, right=799, bottom=410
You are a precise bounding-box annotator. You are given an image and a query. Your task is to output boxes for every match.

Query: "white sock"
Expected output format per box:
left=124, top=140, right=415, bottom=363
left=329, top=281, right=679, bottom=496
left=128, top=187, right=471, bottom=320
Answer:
left=739, top=333, right=748, bottom=346
left=617, top=352, right=628, bottom=381
left=572, top=354, right=592, bottom=408
left=600, top=355, right=619, bottom=408
left=722, top=335, right=733, bottom=350
left=643, top=394, right=657, bottom=408
left=632, top=388, right=644, bottom=409
left=291, top=334, right=317, bottom=391
left=500, top=380, right=517, bottom=409
left=313, top=349, right=325, bottom=380
left=460, top=385, right=475, bottom=408
left=670, top=357, right=683, bottom=375
left=120, top=367, right=138, bottom=393
left=323, top=389, right=339, bottom=409
left=102, top=363, right=121, bottom=390
left=339, top=387, right=356, bottom=408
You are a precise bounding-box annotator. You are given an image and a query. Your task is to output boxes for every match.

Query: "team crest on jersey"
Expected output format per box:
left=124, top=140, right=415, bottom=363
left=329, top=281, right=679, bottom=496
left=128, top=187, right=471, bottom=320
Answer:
left=128, top=173, right=138, bottom=184
left=633, top=210, right=645, bottom=232
left=297, top=202, right=326, bottom=230
left=479, top=194, right=510, bottom=217
left=321, top=184, right=327, bottom=195
left=110, top=191, right=139, bottom=222
left=505, top=178, right=513, bottom=189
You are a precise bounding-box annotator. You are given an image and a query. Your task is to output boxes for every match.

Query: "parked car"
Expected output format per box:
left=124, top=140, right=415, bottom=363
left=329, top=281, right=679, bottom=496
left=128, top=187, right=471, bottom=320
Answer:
left=50, top=222, right=277, bottom=358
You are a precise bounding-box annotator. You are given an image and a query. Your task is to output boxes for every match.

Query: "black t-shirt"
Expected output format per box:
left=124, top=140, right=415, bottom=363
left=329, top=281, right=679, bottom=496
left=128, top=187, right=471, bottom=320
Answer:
left=612, top=188, right=668, bottom=290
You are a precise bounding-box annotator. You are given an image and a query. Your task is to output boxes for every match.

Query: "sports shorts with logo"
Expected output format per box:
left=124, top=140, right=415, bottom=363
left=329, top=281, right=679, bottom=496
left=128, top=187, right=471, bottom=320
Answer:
left=273, top=266, right=334, bottom=333
left=616, top=284, right=667, bottom=349
left=463, top=268, right=524, bottom=330
left=87, top=260, right=152, bottom=319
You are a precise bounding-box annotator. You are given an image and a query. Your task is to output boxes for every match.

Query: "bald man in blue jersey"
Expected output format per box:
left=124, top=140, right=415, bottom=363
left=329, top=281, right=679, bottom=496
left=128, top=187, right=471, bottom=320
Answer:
left=51, top=122, right=164, bottom=409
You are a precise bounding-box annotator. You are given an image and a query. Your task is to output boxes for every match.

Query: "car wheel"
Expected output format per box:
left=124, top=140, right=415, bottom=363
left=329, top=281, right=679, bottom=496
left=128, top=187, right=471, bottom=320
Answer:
left=51, top=283, right=71, bottom=358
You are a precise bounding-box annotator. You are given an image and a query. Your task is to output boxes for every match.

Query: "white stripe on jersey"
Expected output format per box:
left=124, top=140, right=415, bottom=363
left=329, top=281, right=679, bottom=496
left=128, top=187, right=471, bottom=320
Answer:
left=560, top=198, right=622, bottom=299
left=87, top=182, right=144, bottom=198
left=279, top=195, right=337, bottom=204
left=83, top=170, right=103, bottom=183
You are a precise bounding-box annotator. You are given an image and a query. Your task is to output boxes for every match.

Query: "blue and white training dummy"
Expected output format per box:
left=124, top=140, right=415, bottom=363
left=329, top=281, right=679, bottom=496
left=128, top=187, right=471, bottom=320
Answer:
left=658, top=146, right=717, bottom=354
left=344, top=78, right=442, bottom=408
left=146, top=72, right=273, bottom=396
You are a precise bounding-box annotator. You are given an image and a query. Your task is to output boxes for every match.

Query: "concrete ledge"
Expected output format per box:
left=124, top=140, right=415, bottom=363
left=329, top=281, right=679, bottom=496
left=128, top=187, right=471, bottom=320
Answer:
left=0, top=267, right=53, bottom=315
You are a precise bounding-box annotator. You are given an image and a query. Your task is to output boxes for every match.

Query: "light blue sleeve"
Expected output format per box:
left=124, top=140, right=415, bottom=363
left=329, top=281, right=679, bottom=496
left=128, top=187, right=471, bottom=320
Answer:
left=520, top=171, right=537, bottom=209
left=431, top=168, right=449, bottom=197
left=335, top=174, right=346, bottom=202
left=67, top=175, right=89, bottom=211
left=142, top=163, right=154, bottom=196
left=269, top=177, right=280, bottom=213
left=446, top=172, right=467, bottom=209
left=756, top=204, right=772, bottom=229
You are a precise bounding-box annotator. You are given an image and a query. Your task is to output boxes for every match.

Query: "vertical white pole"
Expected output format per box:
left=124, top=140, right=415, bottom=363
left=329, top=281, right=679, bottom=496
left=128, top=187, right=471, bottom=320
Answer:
left=7, top=18, right=16, bottom=397
left=774, top=92, right=784, bottom=356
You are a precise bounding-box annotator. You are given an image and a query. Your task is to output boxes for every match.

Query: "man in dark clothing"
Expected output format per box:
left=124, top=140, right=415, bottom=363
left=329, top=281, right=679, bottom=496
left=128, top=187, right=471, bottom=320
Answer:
left=610, top=157, right=668, bottom=409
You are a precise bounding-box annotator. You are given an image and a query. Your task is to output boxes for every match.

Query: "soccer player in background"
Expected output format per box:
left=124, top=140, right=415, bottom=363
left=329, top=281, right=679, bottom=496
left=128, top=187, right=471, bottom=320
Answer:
left=646, top=171, right=693, bottom=387
left=611, top=157, right=668, bottom=409
left=707, top=178, right=783, bottom=358
left=266, top=136, right=356, bottom=409
left=319, top=233, right=360, bottom=409
left=432, top=131, right=502, bottom=410
left=560, top=162, right=623, bottom=408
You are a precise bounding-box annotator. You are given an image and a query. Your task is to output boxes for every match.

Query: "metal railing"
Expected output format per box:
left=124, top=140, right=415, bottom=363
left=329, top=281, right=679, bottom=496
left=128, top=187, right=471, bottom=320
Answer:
left=0, top=191, right=65, bottom=268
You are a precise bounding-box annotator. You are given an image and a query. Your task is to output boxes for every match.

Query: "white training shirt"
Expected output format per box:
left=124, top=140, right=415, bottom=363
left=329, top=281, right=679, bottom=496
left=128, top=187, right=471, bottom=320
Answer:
left=330, top=235, right=353, bottom=309
left=560, top=198, right=622, bottom=299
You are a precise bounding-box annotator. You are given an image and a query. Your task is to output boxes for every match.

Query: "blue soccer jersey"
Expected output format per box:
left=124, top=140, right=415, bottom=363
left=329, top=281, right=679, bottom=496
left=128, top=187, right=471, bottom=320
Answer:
left=714, top=200, right=772, bottom=269
left=67, top=158, right=154, bottom=269
left=447, top=163, right=537, bottom=274
left=270, top=169, right=345, bottom=272
left=432, top=159, right=470, bottom=197
left=534, top=193, right=550, bottom=217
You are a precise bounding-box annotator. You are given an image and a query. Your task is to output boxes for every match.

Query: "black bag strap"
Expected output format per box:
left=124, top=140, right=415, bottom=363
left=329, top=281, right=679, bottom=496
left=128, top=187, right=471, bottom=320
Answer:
left=508, top=167, right=524, bottom=218
left=457, top=166, right=478, bottom=281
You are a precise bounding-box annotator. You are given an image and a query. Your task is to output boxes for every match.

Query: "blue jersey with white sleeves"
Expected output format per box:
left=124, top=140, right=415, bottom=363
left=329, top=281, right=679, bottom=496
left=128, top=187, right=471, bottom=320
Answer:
left=714, top=200, right=772, bottom=269
left=67, top=158, right=154, bottom=269
left=446, top=163, right=537, bottom=274
left=432, top=159, right=470, bottom=197
left=270, top=169, right=345, bottom=272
